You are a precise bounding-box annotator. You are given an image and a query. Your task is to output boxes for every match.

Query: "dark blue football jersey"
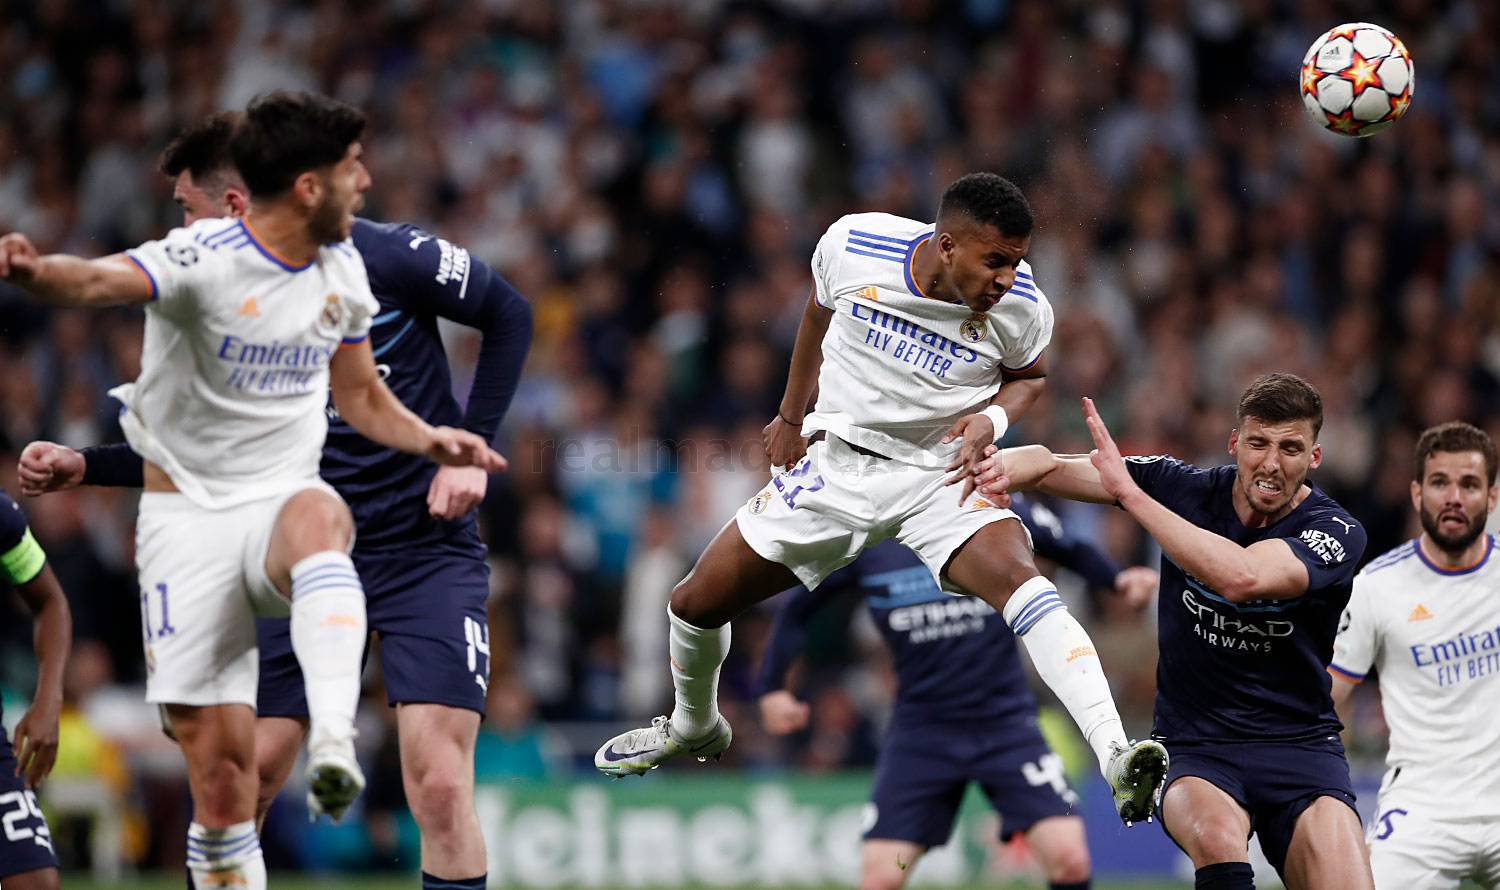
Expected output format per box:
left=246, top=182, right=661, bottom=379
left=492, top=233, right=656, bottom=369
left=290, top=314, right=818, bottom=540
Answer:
left=0, top=492, right=47, bottom=726
left=759, top=496, right=1122, bottom=729
left=321, top=219, right=531, bottom=554
left=1124, top=456, right=1367, bottom=744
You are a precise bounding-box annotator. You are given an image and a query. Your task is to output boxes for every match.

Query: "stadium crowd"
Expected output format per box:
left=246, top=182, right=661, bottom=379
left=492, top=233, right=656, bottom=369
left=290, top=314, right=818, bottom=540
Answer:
left=0, top=0, right=1497, bottom=873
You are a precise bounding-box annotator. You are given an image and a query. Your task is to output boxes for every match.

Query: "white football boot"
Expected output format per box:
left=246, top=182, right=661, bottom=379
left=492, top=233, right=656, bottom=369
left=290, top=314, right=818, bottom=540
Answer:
left=595, top=715, right=733, bottom=777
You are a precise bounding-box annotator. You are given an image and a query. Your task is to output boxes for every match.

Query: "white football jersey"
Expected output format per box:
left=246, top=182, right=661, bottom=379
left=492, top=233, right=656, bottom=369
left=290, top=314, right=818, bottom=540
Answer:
left=803, top=213, right=1053, bottom=467
left=110, top=218, right=378, bottom=509
left=1331, top=535, right=1500, bottom=817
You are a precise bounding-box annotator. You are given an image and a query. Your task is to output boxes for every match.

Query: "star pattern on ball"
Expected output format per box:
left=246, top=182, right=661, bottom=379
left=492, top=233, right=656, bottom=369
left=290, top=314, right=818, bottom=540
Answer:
left=1390, top=91, right=1412, bottom=118
left=1301, top=63, right=1322, bottom=96
left=1327, top=109, right=1364, bottom=136
left=1343, top=53, right=1382, bottom=92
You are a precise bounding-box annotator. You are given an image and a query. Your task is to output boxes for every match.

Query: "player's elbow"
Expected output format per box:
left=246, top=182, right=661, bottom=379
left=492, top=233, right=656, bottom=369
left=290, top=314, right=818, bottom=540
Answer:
left=1216, top=572, right=1264, bottom=604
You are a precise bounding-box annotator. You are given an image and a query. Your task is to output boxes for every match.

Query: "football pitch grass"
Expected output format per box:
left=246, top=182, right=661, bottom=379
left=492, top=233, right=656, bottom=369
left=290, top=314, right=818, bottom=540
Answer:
left=74, top=877, right=1195, bottom=890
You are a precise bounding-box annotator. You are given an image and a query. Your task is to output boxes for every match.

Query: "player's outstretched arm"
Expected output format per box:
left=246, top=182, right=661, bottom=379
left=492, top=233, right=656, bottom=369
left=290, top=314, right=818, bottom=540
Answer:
left=973, top=443, right=1117, bottom=504
left=19, top=441, right=145, bottom=494
left=330, top=339, right=507, bottom=472
left=0, top=234, right=152, bottom=307
left=1079, top=397, right=1317, bottom=603
left=764, top=289, right=833, bottom=470
left=12, top=564, right=71, bottom=789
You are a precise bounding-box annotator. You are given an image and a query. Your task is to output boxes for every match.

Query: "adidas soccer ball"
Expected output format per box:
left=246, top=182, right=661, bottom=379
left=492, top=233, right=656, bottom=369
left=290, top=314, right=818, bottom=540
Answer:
left=1300, top=23, right=1414, bottom=137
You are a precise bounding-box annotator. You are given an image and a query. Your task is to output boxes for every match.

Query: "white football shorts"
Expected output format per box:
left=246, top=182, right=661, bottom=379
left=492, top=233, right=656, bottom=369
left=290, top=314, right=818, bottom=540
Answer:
left=1367, top=787, right=1500, bottom=889
left=134, top=480, right=348, bottom=708
left=735, top=434, right=1028, bottom=591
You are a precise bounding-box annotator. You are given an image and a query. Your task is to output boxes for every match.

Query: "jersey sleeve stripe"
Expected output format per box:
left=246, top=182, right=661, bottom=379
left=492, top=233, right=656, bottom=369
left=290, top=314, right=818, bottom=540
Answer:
left=845, top=246, right=905, bottom=263
left=1327, top=663, right=1364, bottom=682
left=124, top=252, right=159, bottom=301
left=1002, top=350, right=1044, bottom=372
left=847, top=229, right=911, bottom=246
left=847, top=237, right=907, bottom=255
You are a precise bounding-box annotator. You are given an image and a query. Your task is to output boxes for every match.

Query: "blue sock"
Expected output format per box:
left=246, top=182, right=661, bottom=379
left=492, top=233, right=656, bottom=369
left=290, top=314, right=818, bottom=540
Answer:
left=421, top=874, right=486, bottom=890
left=1196, top=861, right=1254, bottom=889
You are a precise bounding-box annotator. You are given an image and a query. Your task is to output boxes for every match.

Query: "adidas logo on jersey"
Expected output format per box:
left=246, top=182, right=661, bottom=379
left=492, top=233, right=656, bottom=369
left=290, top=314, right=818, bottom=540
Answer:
left=237, top=296, right=261, bottom=317
left=854, top=286, right=879, bottom=301
left=1408, top=604, right=1433, bottom=622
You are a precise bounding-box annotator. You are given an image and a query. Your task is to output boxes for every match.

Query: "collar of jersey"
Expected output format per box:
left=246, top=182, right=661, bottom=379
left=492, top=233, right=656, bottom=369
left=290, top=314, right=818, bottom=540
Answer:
left=903, top=228, right=936, bottom=300
left=240, top=220, right=315, bottom=272
left=1414, top=533, right=1494, bottom=576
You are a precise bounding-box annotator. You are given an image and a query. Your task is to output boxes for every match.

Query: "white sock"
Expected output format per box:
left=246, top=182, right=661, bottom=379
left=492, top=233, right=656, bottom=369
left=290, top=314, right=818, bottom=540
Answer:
left=187, top=820, right=266, bottom=890
left=1003, top=576, right=1128, bottom=774
left=290, top=552, right=367, bottom=746
left=667, top=605, right=730, bottom=740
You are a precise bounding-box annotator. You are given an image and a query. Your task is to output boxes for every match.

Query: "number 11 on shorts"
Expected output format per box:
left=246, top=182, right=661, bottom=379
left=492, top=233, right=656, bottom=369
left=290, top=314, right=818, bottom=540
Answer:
left=141, top=582, right=177, bottom=640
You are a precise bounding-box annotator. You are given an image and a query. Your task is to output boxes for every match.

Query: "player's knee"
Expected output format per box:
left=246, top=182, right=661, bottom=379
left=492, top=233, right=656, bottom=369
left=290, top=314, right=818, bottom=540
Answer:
left=669, top=579, right=724, bottom=629
left=4, top=868, right=60, bottom=890
left=857, top=869, right=908, bottom=890
left=408, top=769, right=471, bottom=835
left=1185, top=820, right=1248, bottom=862
left=279, top=490, right=353, bottom=552
left=195, top=756, right=257, bottom=821
left=1039, top=843, right=1091, bottom=884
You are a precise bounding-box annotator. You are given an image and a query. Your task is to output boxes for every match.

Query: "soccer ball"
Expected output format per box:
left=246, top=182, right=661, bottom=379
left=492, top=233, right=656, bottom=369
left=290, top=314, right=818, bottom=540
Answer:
left=1300, top=23, right=1414, bottom=137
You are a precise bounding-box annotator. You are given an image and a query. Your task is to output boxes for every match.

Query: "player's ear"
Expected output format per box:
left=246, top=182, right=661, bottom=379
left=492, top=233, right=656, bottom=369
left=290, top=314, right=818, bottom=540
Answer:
left=1488, top=480, right=1499, bottom=515
left=223, top=187, right=249, bottom=219
left=1410, top=479, right=1423, bottom=513
left=292, top=170, right=322, bottom=210
left=1308, top=442, right=1322, bottom=470
left=1227, top=428, right=1238, bottom=457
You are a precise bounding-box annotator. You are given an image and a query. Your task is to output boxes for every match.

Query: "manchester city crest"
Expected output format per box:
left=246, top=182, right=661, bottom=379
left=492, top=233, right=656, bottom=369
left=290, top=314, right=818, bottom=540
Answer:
left=960, top=314, right=987, bottom=343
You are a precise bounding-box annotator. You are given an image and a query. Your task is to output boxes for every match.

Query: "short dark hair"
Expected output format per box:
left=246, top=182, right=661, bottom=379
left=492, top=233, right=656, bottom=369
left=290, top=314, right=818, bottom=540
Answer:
left=936, top=172, right=1034, bottom=237
left=1236, top=372, right=1324, bottom=437
left=231, top=91, right=366, bottom=198
left=1415, top=421, right=1498, bottom=484
left=159, top=111, right=241, bottom=188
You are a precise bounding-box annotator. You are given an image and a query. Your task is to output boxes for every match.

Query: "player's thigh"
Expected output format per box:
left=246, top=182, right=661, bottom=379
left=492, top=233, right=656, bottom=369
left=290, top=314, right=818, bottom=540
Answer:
left=1366, top=805, right=1468, bottom=890
left=865, top=741, right=969, bottom=851
left=861, top=838, right=926, bottom=890
left=397, top=702, right=481, bottom=800
left=1023, top=816, right=1091, bottom=884
left=136, top=493, right=260, bottom=709
left=261, top=482, right=354, bottom=596
left=1282, top=795, right=1372, bottom=890
left=367, top=552, right=492, bottom=716
left=671, top=518, right=810, bottom=628
left=920, top=512, right=1038, bottom=604
left=975, top=742, right=1079, bottom=845
left=1161, top=775, right=1253, bottom=867
left=0, top=734, right=58, bottom=886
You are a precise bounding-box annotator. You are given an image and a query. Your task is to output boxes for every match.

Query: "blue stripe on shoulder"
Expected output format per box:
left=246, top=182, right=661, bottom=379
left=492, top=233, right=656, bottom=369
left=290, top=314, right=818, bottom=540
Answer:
left=846, top=246, right=905, bottom=263
left=847, top=229, right=912, bottom=246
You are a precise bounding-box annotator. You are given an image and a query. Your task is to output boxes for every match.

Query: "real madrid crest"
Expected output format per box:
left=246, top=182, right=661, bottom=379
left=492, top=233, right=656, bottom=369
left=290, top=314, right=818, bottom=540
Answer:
left=748, top=490, right=772, bottom=515
left=318, top=293, right=343, bottom=334
left=959, top=313, right=987, bottom=343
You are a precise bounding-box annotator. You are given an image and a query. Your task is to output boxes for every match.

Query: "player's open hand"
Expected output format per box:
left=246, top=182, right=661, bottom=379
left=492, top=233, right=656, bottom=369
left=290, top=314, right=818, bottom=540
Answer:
left=18, top=441, right=85, bottom=496
left=0, top=233, right=40, bottom=283
left=13, top=697, right=59, bottom=789
left=763, top=414, right=808, bottom=472
left=758, top=690, right=811, bottom=735
left=427, top=426, right=507, bottom=473
left=1083, top=397, right=1137, bottom=502
left=1113, top=566, right=1159, bottom=610
left=942, top=414, right=999, bottom=504
left=972, top=446, right=1014, bottom=505
left=428, top=464, right=488, bottom=520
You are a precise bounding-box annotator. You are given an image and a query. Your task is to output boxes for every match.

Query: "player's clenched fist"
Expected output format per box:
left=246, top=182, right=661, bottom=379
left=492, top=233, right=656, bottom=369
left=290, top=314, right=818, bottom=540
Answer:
left=763, top=413, right=808, bottom=472
left=758, top=690, right=811, bottom=736
left=17, top=442, right=85, bottom=497
left=0, top=233, right=41, bottom=282
left=426, top=426, right=507, bottom=473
